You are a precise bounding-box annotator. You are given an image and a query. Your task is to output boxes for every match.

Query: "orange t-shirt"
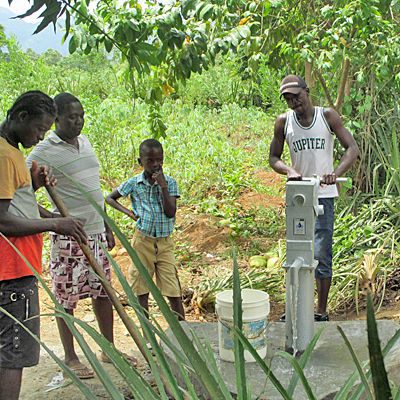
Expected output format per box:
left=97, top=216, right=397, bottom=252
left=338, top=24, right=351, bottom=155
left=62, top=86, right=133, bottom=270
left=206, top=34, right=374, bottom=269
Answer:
left=0, top=138, right=43, bottom=280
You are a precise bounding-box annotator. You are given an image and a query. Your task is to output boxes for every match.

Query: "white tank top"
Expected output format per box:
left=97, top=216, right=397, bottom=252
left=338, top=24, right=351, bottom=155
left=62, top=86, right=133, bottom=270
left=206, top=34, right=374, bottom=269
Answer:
left=284, top=106, right=338, bottom=198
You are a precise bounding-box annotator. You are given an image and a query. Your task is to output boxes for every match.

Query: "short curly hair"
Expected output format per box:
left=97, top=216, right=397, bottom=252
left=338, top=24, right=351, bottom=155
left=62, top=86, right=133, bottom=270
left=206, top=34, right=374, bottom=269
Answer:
left=7, top=90, right=56, bottom=121
left=139, top=139, right=163, bottom=157
left=53, top=92, right=81, bottom=116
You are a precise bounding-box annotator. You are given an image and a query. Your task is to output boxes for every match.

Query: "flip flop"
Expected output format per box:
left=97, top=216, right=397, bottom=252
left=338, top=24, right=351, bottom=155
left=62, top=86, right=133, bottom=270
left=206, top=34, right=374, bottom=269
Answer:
left=314, top=312, right=329, bottom=322
left=69, top=363, right=95, bottom=379
left=146, top=342, right=155, bottom=356
left=100, top=352, right=138, bottom=367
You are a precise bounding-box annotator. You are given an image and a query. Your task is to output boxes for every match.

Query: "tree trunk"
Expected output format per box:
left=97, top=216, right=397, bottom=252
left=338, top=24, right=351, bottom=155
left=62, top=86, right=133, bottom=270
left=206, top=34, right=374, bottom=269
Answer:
left=305, top=59, right=315, bottom=105
left=335, top=58, right=351, bottom=113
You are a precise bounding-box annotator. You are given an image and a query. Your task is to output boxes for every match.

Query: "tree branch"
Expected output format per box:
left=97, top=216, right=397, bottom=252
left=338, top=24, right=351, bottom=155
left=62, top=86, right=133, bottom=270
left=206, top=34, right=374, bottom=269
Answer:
left=314, top=68, right=335, bottom=109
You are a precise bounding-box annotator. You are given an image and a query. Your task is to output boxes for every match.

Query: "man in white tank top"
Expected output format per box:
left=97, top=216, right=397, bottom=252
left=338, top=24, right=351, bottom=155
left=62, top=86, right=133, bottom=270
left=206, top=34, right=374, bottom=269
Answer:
left=269, top=75, right=359, bottom=321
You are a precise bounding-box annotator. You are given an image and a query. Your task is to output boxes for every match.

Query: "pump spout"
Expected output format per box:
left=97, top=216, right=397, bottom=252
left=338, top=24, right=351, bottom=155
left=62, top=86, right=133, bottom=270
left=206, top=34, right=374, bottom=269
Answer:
left=289, top=257, right=304, bottom=286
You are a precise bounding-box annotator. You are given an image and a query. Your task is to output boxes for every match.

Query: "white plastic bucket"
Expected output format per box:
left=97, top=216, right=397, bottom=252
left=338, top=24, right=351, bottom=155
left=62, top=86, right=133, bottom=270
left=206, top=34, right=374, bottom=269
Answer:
left=215, top=289, right=270, bottom=363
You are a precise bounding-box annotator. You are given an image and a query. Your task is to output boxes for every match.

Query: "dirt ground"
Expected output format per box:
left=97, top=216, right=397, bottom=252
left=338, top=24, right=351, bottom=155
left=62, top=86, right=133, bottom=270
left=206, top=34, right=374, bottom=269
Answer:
left=18, top=171, right=400, bottom=399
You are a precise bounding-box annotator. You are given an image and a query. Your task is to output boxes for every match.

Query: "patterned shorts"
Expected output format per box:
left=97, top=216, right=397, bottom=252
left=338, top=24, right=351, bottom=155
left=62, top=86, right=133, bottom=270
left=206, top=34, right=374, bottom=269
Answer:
left=49, top=233, right=111, bottom=310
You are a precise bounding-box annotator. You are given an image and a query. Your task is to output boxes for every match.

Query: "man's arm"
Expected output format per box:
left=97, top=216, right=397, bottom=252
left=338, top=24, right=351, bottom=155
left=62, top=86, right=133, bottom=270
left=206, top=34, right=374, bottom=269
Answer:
left=323, top=108, right=359, bottom=184
left=0, top=199, right=87, bottom=243
left=103, top=205, right=115, bottom=250
left=269, top=113, right=302, bottom=180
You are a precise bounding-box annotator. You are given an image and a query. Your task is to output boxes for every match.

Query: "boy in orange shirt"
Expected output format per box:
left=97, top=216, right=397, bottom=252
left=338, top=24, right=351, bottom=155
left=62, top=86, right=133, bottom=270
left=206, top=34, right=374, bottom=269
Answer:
left=0, top=91, right=87, bottom=400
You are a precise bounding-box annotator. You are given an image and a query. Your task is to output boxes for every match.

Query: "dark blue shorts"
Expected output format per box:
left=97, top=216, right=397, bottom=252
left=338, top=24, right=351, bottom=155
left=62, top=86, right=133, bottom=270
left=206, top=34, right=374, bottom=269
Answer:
left=0, top=276, right=40, bottom=369
left=314, top=198, right=334, bottom=279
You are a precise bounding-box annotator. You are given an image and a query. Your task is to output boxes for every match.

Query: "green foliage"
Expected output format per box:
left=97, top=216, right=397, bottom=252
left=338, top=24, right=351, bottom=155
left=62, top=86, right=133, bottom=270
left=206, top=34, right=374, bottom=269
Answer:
left=366, top=291, right=392, bottom=399
left=179, top=53, right=282, bottom=112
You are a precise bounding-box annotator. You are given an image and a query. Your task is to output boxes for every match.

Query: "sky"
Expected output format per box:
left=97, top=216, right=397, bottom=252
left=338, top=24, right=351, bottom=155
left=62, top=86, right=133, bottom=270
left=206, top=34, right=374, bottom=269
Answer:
left=0, top=0, right=40, bottom=23
left=0, top=0, right=101, bottom=23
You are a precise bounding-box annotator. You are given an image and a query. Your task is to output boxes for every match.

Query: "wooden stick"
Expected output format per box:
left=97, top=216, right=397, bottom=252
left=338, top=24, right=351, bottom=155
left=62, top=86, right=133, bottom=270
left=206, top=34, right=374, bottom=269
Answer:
left=46, top=185, right=179, bottom=397
left=45, top=184, right=150, bottom=362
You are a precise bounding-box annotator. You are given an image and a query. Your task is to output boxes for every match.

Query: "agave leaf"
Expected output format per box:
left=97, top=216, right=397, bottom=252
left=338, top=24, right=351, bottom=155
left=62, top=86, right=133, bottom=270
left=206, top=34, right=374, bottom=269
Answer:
left=0, top=235, right=124, bottom=399
left=348, top=327, right=400, bottom=399
left=60, top=171, right=228, bottom=399
left=191, top=328, right=233, bottom=398
left=0, top=306, right=101, bottom=400
left=333, top=359, right=371, bottom=400
left=366, top=291, right=392, bottom=400
left=274, top=351, right=316, bottom=400
left=233, top=328, right=292, bottom=400
left=287, top=326, right=324, bottom=397
left=337, top=325, right=375, bottom=400
left=102, top=246, right=191, bottom=369
left=232, top=246, right=247, bottom=400
left=59, top=311, right=162, bottom=400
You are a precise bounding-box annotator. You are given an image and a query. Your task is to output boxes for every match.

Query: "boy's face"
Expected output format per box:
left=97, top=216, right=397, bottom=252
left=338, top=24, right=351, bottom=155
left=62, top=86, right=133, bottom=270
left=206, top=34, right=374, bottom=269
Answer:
left=55, top=101, right=84, bottom=141
left=139, top=147, right=164, bottom=176
left=11, top=112, right=54, bottom=149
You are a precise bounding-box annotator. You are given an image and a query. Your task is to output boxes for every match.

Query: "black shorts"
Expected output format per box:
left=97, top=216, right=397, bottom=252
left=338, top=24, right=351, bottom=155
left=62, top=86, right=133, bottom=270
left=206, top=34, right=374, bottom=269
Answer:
left=0, top=276, right=40, bottom=369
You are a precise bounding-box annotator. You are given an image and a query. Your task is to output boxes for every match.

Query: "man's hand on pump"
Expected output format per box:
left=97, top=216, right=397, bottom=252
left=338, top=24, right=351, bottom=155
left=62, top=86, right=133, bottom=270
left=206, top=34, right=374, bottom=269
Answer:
left=287, top=170, right=302, bottom=181
left=321, top=172, right=337, bottom=185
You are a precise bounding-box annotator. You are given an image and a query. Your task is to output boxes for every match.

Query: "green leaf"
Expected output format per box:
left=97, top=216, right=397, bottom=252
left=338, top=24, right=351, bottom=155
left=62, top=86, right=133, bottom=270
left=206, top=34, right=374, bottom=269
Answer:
left=104, top=38, right=113, bottom=53
left=232, top=247, right=247, bottom=399
left=79, top=0, right=88, bottom=16
left=181, top=0, right=197, bottom=18
left=135, top=42, right=158, bottom=52
left=343, top=103, right=352, bottom=115
left=64, top=9, right=70, bottom=38
left=127, top=19, right=140, bottom=31
left=84, top=43, right=91, bottom=55
left=337, top=325, right=375, bottom=400
left=68, top=33, right=80, bottom=54
left=13, top=0, right=46, bottom=19
left=366, top=292, right=392, bottom=399
left=32, top=15, right=56, bottom=35
left=199, top=3, right=214, bottom=20
left=236, top=25, right=251, bottom=40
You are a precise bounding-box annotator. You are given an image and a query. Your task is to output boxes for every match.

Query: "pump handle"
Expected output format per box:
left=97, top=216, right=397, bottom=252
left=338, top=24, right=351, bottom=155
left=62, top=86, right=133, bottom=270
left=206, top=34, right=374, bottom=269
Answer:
left=301, top=176, right=348, bottom=184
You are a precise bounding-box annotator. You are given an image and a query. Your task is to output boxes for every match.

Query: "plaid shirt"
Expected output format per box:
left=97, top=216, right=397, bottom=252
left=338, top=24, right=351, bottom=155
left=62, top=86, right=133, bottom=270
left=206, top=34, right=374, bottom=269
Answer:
left=117, top=172, right=180, bottom=237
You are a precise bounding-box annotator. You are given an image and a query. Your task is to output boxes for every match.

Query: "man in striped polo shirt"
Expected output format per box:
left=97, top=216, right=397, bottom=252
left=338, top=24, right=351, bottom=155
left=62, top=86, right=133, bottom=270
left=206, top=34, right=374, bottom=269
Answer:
left=26, top=93, right=136, bottom=379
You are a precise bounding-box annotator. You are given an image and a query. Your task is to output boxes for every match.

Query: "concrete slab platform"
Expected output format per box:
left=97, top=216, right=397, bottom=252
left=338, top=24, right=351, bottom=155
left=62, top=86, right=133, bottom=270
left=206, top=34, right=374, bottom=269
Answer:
left=163, top=320, right=400, bottom=399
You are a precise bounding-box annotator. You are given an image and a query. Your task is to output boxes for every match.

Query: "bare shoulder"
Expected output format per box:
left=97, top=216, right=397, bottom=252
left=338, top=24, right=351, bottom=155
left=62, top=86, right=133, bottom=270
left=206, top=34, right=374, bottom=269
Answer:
left=323, top=107, right=348, bottom=133
left=323, top=107, right=340, bottom=120
left=274, top=112, right=287, bottom=131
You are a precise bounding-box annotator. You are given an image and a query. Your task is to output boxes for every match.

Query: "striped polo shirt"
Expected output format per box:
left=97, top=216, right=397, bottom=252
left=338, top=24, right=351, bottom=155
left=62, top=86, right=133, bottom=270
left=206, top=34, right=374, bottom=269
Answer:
left=26, top=131, right=105, bottom=236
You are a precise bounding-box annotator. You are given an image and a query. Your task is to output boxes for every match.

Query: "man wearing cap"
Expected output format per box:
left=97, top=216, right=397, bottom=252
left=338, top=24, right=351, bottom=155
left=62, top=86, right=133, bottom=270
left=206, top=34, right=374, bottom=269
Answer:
left=269, top=75, right=359, bottom=321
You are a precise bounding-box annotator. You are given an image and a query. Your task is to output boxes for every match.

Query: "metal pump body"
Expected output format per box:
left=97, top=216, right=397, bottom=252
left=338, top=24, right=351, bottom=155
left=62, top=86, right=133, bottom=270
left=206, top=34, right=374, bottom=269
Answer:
left=284, top=176, right=324, bottom=353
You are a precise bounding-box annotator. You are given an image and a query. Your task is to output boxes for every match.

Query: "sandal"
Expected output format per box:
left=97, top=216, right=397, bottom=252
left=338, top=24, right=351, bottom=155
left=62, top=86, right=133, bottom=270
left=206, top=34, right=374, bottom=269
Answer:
left=146, top=342, right=156, bottom=356
left=69, top=363, right=95, bottom=379
left=101, top=352, right=138, bottom=367
left=314, top=312, right=329, bottom=322
left=279, top=313, right=330, bottom=322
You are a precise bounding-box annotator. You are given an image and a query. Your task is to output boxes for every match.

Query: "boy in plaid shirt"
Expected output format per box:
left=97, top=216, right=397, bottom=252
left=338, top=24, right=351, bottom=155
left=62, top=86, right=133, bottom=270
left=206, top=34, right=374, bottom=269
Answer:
left=106, top=139, right=185, bottom=321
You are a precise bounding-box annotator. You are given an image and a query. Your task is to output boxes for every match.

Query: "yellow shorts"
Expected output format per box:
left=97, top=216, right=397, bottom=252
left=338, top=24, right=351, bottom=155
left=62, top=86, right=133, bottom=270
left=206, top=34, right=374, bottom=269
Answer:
left=129, top=229, right=182, bottom=297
